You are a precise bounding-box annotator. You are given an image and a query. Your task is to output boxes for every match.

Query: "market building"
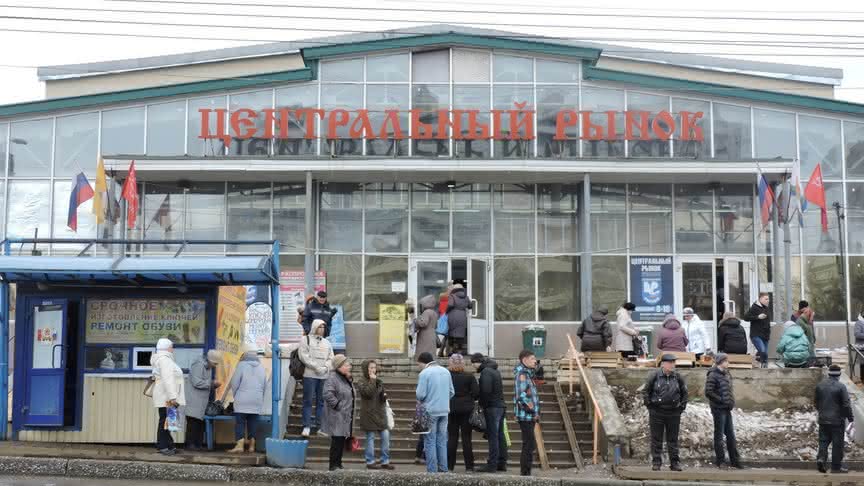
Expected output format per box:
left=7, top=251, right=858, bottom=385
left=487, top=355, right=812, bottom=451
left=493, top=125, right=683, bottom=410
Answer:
left=1, top=24, right=863, bottom=372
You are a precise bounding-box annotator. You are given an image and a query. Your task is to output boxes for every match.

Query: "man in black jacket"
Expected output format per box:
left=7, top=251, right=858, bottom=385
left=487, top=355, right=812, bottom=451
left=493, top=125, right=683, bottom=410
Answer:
left=470, top=353, right=507, bottom=473
left=302, top=291, right=338, bottom=337
left=644, top=354, right=688, bottom=471
left=704, top=353, right=741, bottom=469
left=815, top=365, right=854, bottom=473
left=743, top=293, right=772, bottom=367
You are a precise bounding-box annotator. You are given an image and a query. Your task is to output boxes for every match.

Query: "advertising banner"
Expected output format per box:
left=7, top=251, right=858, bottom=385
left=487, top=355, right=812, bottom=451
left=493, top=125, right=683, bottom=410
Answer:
left=215, top=286, right=247, bottom=401
left=329, top=305, right=346, bottom=354
left=629, top=256, right=674, bottom=322
left=378, top=304, right=406, bottom=354
left=278, top=270, right=326, bottom=343
left=85, top=299, right=206, bottom=344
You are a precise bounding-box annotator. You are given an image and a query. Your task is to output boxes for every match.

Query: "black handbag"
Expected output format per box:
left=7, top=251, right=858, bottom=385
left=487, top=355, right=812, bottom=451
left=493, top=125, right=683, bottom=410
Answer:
left=469, top=404, right=486, bottom=432
left=205, top=399, right=225, bottom=416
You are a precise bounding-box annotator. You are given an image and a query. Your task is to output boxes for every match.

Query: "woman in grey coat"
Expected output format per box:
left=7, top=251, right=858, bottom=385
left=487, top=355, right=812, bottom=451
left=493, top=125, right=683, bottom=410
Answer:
left=184, top=350, right=222, bottom=450
left=414, top=295, right=439, bottom=361
left=228, top=345, right=268, bottom=453
left=446, top=283, right=473, bottom=355
left=322, top=355, right=354, bottom=471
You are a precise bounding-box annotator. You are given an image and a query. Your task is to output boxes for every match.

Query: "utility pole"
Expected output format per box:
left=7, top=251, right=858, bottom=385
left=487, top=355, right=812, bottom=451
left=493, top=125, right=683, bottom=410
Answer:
left=834, top=202, right=850, bottom=375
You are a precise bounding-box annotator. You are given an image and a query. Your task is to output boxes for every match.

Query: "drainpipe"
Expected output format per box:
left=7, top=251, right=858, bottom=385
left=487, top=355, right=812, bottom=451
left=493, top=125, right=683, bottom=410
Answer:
left=270, top=240, right=282, bottom=442
left=0, top=240, right=9, bottom=440
left=580, top=175, right=592, bottom=315
left=304, top=171, right=315, bottom=295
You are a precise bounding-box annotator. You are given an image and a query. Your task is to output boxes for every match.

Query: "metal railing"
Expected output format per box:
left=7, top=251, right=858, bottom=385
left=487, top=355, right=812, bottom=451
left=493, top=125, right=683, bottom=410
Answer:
left=566, top=333, right=604, bottom=465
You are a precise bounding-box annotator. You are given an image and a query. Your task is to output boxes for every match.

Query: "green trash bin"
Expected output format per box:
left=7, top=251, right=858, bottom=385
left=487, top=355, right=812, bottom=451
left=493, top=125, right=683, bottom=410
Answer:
left=522, top=325, right=547, bottom=358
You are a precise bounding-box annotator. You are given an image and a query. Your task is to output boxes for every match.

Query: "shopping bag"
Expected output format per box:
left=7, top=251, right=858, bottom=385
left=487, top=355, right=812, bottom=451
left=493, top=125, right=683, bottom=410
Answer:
left=436, top=314, right=448, bottom=335
left=345, top=436, right=361, bottom=453
left=469, top=405, right=486, bottom=432
left=411, top=402, right=431, bottom=434
left=503, top=418, right=512, bottom=448
left=385, top=400, right=396, bottom=430
left=165, top=406, right=181, bottom=432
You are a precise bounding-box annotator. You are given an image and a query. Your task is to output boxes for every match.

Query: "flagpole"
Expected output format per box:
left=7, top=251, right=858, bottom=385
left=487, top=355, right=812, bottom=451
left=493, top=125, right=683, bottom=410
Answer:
left=833, top=201, right=850, bottom=375
left=782, top=179, right=794, bottom=321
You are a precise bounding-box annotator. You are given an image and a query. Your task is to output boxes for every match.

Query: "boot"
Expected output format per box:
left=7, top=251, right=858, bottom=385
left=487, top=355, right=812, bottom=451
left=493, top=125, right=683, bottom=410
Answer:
left=247, top=438, right=256, bottom=453
left=228, top=439, right=246, bottom=453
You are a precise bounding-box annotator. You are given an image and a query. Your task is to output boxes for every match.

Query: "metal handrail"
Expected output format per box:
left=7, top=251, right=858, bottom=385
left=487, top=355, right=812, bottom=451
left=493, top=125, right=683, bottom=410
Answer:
left=566, top=333, right=604, bottom=465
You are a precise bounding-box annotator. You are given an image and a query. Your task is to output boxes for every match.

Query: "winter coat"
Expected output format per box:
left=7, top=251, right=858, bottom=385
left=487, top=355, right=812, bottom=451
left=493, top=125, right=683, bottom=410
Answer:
left=578, top=311, right=612, bottom=351
left=704, top=367, right=735, bottom=410
left=684, top=315, right=711, bottom=354
left=229, top=351, right=267, bottom=414
left=477, top=358, right=505, bottom=409
left=614, top=307, right=639, bottom=352
left=416, top=362, right=454, bottom=417
left=717, top=318, right=748, bottom=355
left=322, top=370, right=355, bottom=437
left=450, top=370, right=479, bottom=415
left=303, top=299, right=337, bottom=337
left=815, top=376, right=853, bottom=426
left=446, top=288, right=473, bottom=339
left=855, top=317, right=864, bottom=346
left=151, top=351, right=186, bottom=408
left=643, top=369, right=688, bottom=413
left=356, top=360, right=388, bottom=432
left=744, top=302, right=771, bottom=341
left=299, top=320, right=334, bottom=379
left=514, top=363, right=540, bottom=422
left=796, top=314, right=816, bottom=347
left=414, top=294, right=439, bottom=360
left=657, top=317, right=689, bottom=353
left=185, top=354, right=215, bottom=420
left=776, top=325, right=812, bottom=366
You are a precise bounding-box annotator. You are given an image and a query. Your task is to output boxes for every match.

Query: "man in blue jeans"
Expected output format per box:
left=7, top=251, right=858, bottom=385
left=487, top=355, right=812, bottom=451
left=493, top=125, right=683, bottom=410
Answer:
left=416, top=352, right=454, bottom=473
left=471, top=353, right=508, bottom=473
left=744, top=293, right=772, bottom=368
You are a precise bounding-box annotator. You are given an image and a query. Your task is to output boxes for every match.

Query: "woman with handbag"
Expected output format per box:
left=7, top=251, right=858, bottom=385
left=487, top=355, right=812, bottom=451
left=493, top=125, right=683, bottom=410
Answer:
left=614, top=303, right=640, bottom=358
left=150, top=338, right=186, bottom=456
left=414, top=295, right=439, bottom=361
left=322, top=354, right=355, bottom=471
left=447, top=353, right=478, bottom=472
left=184, top=349, right=223, bottom=450
left=228, top=344, right=268, bottom=453
left=357, top=360, right=395, bottom=470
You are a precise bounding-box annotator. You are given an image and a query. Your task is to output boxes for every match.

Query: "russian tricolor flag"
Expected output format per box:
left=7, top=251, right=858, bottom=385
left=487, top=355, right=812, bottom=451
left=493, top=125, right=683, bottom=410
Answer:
left=67, top=172, right=95, bottom=232
left=757, top=174, right=775, bottom=226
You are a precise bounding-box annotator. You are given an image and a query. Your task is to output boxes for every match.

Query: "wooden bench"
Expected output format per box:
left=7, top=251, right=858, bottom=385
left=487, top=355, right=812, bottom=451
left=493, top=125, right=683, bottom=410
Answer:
left=585, top=351, right=622, bottom=368
left=204, top=415, right=235, bottom=450
left=656, top=352, right=697, bottom=367
left=726, top=354, right=754, bottom=369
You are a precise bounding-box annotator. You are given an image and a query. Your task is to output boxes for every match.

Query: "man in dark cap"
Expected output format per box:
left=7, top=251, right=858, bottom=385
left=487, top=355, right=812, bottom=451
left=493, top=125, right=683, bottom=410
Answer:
left=815, top=365, right=854, bottom=473
left=470, top=352, right=507, bottom=473
left=704, top=353, right=742, bottom=469
left=644, top=354, right=688, bottom=471
left=577, top=305, right=612, bottom=352
left=303, top=290, right=338, bottom=338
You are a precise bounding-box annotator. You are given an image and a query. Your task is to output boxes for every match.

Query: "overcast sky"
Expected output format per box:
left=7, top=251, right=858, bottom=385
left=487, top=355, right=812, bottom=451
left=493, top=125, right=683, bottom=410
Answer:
left=1, top=0, right=863, bottom=104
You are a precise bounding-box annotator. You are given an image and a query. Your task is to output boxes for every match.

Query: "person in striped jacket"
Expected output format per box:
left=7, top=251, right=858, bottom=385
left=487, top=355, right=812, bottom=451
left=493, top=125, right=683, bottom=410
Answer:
left=513, top=350, right=540, bottom=477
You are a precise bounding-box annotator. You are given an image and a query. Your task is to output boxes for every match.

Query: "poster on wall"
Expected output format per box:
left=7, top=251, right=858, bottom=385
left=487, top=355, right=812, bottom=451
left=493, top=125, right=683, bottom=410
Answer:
left=245, top=302, right=273, bottom=352
left=629, top=256, right=674, bottom=321
left=33, top=304, right=63, bottom=369
left=329, top=305, right=346, bottom=353
left=278, top=270, right=326, bottom=343
left=85, top=299, right=206, bottom=344
left=378, top=304, right=406, bottom=354
left=215, top=286, right=247, bottom=401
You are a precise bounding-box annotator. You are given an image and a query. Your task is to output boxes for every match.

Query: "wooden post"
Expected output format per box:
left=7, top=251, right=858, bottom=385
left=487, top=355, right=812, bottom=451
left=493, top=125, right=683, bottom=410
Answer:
left=535, top=421, right=550, bottom=471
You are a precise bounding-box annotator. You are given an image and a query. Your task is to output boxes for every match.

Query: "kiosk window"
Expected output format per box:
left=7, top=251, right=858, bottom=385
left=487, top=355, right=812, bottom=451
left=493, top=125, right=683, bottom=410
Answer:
left=85, top=347, right=131, bottom=371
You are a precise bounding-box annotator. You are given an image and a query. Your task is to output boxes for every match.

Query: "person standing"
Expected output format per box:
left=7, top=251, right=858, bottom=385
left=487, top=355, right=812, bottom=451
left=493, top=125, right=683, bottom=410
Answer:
left=151, top=338, right=185, bottom=456
left=446, top=283, right=473, bottom=356
left=682, top=308, right=711, bottom=359
left=322, top=355, right=355, bottom=471
left=228, top=344, right=267, bottom=453
left=644, top=354, right=688, bottom=471
left=470, top=353, right=507, bottom=473
left=854, top=309, right=864, bottom=381
left=796, top=307, right=816, bottom=351
left=704, top=353, right=741, bottom=469
left=744, top=293, right=772, bottom=367
left=614, top=303, right=640, bottom=358
left=303, top=290, right=338, bottom=337
left=298, top=318, right=334, bottom=437
left=447, top=353, right=478, bottom=472
left=657, top=314, right=689, bottom=353
left=514, top=350, right=540, bottom=477
left=578, top=305, right=612, bottom=352
left=414, top=295, right=439, bottom=361
left=184, top=350, right=222, bottom=451
left=815, top=365, right=854, bottom=474
left=776, top=321, right=812, bottom=368
left=416, top=352, right=454, bottom=473
left=357, top=360, right=394, bottom=470
left=717, top=312, right=748, bottom=355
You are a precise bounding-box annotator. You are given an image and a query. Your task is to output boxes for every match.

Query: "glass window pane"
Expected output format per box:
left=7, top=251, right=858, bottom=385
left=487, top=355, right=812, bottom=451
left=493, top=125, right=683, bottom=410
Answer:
left=850, top=256, right=864, bottom=320
left=188, top=96, right=226, bottom=157
left=453, top=183, right=491, bottom=253
left=493, top=55, right=533, bottom=83
left=322, top=85, right=363, bottom=156
left=321, top=58, right=363, bottom=82
left=593, top=255, right=627, bottom=317
left=273, top=182, right=305, bottom=252
left=412, top=50, right=449, bottom=83
left=54, top=112, right=98, bottom=177
left=85, top=347, right=131, bottom=371
left=366, top=85, right=409, bottom=157
left=537, top=86, right=578, bottom=158
left=364, top=256, right=408, bottom=320
left=581, top=87, right=624, bottom=157
left=53, top=180, right=97, bottom=249
left=185, top=182, right=225, bottom=253
left=453, top=85, right=490, bottom=159
left=672, top=98, right=710, bottom=159
left=412, top=85, right=450, bottom=157
left=590, top=184, right=626, bottom=253
left=366, top=53, right=409, bottom=82
left=494, top=257, right=535, bottom=321
left=143, top=182, right=183, bottom=248
left=227, top=182, right=270, bottom=252
left=539, top=256, right=580, bottom=321
left=146, top=101, right=185, bottom=156
left=805, top=256, right=845, bottom=321
left=846, top=121, right=864, bottom=178
left=799, top=115, right=842, bottom=179
left=538, top=183, right=579, bottom=253
left=713, top=103, right=751, bottom=161
left=275, top=84, right=318, bottom=156
left=7, top=181, right=50, bottom=240
left=0, top=181, right=5, bottom=237
left=453, top=49, right=490, bottom=83
left=411, top=183, right=449, bottom=252
left=0, top=123, right=7, bottom=175
left=715, top=184, right=754, bottom=254
left=850, top=183, right=864, bottom=254
left=629, top=184, right=672, bottom=253
left=754, top=109, right=795, bottom=160
left=536, top=59, right=579, bottom=83
left=675, top=184, right=714, bottom=253
left=494, top=184, right=535, bottom=253
left=10, top=118, right=52, bottom=177
left=803, top=182, right=842, bottom=253
left=319, top=254, right=362, bottom=321
left=229, top=90, right=272, bottom=156
left=759, top=255, right=801, bottom=320
left=102, top=107, right=145, bottom=156
left=364, top=183, right=408, bottom=253
left=320, top=182, right=362, bottom=252
left=627, top=92, right=671, bottom=158
left=493, top=86, right=533, bottom=158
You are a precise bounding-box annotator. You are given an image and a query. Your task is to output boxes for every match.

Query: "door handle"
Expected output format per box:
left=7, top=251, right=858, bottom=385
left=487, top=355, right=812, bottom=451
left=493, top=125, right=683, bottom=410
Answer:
left=470, top=299, right=478, bottom=318
left=51, top=344, right=65, bottom=369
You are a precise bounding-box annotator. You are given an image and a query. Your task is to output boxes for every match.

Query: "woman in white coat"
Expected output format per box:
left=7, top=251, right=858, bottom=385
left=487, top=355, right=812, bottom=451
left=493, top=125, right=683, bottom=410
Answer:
left=614, top=302, right=640, bottom=358
left=682, top=307, right=711, bottom=358
left=151, top=338, right=186, bottom=456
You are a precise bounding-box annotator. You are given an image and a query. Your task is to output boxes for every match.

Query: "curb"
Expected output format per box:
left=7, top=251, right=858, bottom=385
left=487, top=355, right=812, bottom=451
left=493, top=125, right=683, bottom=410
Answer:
left=66, top=458, right=230, bottom=482
left=0, top=456, right=68, bottom=476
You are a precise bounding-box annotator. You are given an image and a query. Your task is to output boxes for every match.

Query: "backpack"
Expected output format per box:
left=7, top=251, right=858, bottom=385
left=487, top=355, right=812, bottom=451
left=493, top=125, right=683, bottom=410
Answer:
left=289, top=336, right=309, bottom=380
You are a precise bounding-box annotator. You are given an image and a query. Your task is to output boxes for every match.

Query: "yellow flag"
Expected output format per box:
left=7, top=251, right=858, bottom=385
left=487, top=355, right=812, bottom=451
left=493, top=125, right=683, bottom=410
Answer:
left=93, top=158, right=106, bottom=224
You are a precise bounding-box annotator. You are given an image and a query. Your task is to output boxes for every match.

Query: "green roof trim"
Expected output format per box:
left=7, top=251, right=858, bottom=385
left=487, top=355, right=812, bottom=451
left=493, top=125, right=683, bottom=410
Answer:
left=583, top=64, right=864, bottom=116
left=301, top=33, right=603, bottom=61
left=0, top=67, right=314, bottom=118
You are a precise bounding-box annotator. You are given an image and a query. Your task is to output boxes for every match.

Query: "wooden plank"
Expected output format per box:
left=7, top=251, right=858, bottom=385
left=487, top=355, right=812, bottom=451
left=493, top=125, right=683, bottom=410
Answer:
left=534, top=422, right=550, bottom=471
left=554, top=381, right=585, bottom=470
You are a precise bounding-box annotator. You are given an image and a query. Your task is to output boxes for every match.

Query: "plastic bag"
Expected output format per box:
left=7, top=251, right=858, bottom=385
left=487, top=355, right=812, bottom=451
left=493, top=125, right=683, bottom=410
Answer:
left=385, top=400, right=396, bottom=430
left=165, top=406, right=181, bottom=432
left=503, top=418, right=512, bottom=448
left=436, top=314, right=448, bottom=335
left=411, top=402, right=430, bottom=434
left=469, top=405, right=486, bottom=432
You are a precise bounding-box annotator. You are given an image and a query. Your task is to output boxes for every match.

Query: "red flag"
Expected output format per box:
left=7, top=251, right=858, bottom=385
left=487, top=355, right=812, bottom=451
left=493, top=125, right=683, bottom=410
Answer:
left=804, top=163, right=828, bottom=233
left=120, top=161, right=139, bottom=230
